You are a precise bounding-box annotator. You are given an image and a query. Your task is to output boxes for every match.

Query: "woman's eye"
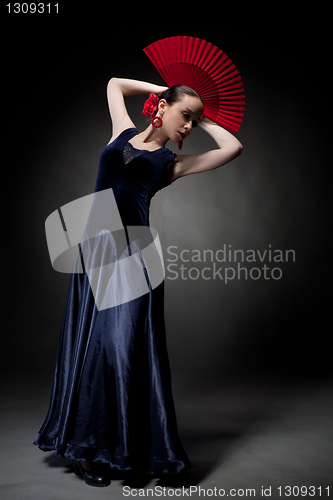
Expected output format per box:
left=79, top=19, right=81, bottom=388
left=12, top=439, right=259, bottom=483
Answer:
left=182, top=112, right=197, bottom=127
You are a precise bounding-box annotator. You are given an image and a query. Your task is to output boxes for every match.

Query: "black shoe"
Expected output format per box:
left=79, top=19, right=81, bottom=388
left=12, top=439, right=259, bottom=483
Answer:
left=73, top=460, right=111, bottom=487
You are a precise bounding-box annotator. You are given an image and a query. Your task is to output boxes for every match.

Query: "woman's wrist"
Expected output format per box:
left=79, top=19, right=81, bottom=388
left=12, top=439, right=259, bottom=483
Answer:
left=198, top=117, right=242, bottom=151
left=198, top=116, right=217, bottom=129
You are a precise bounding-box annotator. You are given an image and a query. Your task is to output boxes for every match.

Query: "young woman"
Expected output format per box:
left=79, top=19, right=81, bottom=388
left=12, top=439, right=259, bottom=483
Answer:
left=34, top=77, right=243, bottom=487
left=107, top=78, right=243, bottom=180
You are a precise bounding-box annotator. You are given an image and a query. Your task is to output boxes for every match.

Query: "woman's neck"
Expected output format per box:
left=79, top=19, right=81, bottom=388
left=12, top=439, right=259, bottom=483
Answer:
left=135, top=125, right=169, bottom=150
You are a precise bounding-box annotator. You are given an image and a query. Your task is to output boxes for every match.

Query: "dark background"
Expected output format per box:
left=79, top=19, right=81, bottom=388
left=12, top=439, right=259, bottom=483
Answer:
left=1, top=8, right=331, bottom=386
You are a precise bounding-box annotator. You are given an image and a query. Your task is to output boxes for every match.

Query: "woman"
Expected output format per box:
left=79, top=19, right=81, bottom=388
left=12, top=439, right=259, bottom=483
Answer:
left=34, top=77, right=243, bottom=487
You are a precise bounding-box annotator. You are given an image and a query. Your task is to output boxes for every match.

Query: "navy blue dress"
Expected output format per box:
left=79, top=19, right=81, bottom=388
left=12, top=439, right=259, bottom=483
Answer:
left=34, top=128, right=192, bottom=474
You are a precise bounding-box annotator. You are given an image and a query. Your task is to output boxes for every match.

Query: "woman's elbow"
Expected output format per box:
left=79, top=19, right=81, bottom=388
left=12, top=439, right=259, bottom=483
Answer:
left=232, top=141, right=243, bottom=158
left=237, top=143, right=243, bottom=156
left=108, top=77, right=119, bottom=87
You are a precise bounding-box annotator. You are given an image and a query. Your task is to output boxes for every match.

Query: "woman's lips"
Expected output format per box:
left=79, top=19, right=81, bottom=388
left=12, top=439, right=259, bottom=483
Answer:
left=178, top=132, right=186, bottom=139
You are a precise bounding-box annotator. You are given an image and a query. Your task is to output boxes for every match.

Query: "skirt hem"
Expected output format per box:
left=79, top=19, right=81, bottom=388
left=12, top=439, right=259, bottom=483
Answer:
left=33, top=436, right=192, bottom=475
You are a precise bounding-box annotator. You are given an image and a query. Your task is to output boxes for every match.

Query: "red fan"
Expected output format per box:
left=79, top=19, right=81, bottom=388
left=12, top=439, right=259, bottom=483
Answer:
left=143, top=36, right=245, bottom=133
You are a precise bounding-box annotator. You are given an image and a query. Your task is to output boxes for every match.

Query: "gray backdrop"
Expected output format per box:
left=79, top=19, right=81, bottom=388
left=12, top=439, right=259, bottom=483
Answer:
left=2, top=13, right=331, bottom=385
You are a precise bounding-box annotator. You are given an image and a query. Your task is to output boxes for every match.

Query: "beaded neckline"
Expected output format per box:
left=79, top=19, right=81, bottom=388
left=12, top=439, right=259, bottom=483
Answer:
left=123, top=142, right=144, bottom=165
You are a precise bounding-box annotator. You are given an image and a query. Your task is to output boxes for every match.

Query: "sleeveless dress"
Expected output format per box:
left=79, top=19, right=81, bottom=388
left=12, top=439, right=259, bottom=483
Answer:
left=34, top=128, right=192, bottom=474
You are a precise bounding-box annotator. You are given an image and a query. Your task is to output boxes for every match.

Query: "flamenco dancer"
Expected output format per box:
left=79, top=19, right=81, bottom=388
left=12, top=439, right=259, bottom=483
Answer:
left=34, top=37, right=244, bottom=487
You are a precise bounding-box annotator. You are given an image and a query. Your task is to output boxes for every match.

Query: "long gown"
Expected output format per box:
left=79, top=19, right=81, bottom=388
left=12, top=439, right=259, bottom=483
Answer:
left=34, top=127, right=192, bottom=474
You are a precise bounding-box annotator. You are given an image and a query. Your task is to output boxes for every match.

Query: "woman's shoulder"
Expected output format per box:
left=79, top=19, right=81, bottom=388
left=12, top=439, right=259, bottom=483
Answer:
left=106, top=127, right=138, bottom=148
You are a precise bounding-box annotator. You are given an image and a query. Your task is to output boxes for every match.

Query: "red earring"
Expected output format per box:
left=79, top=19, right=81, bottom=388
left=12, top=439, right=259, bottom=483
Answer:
left=151, top=116, right=163, bottom=128
left=178, top=141, right=183, bottom=150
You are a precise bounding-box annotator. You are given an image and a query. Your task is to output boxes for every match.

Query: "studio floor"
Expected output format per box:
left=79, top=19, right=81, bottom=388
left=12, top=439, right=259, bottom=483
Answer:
left=1, top=371, right=332, bottom=499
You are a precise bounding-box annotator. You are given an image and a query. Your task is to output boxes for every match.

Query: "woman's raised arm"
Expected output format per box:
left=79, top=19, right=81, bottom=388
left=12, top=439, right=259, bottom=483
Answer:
left=107, top=78, right=167, bottom=141
left=169, top=118, right=243, bottom=182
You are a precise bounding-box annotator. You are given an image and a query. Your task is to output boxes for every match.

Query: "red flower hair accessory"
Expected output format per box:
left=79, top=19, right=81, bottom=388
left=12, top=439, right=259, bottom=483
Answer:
left=142, top=93, right=160, bottom=118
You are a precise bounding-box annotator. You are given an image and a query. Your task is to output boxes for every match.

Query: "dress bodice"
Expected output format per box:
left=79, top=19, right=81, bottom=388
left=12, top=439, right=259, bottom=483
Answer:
left=94, top=128, right=176, bottom=226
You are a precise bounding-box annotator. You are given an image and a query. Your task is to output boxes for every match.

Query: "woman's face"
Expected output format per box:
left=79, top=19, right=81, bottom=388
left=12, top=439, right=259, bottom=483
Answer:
left=159, top=95, right=204, bottom=144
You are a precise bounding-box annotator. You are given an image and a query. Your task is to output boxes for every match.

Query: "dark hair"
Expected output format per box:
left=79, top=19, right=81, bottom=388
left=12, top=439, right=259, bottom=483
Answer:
left=158, top=85, right=203, bottom=109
